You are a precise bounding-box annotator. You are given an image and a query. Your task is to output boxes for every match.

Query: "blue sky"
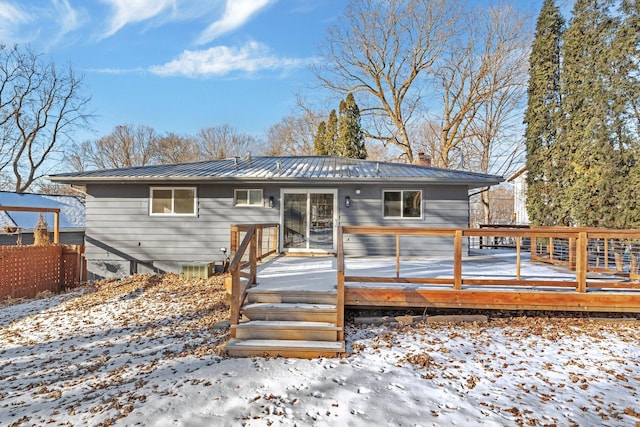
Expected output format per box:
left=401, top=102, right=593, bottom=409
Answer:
left=0, top=0, right=550, bottom=145
left=0, top=0, right=343, bottom=142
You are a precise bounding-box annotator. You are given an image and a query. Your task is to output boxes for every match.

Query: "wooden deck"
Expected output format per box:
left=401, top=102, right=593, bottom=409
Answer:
left=226, top=225, right=640, bottom=358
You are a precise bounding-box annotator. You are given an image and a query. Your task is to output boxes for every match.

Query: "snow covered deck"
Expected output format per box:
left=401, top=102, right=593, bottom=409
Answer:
left=254, top=251, right=640, bottom=312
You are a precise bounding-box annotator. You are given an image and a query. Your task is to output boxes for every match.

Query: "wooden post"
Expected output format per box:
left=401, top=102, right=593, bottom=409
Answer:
left=228, top=272, right=240, bottom=338
left=604, top=238, right=609, bottom=269
left=257, top=225, right=263, bottom=261
left=336, top=226, right=345, bottom=341
left=531, top=236, right=537, bottom=262
left=549, top=237, right=554, bottom=261
left=576, top=232, right=587, bottom=292
left=516, top=236, right=521, bottom=281
left=53, top=211, right=60, bottom=244
left=454, top=230, right=462, bottom=290
left=396, top=235, right=400, bottom=278
left=250, top=229, right=257, bottom=285
left=230, top=226, right=239, bottom=254
left=569, top=237, right=576, bottom=271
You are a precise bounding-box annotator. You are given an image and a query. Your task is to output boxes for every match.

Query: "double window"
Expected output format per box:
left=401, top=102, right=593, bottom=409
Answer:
left=150, top=187, right=197, bottom=216
left=235, top=189, right=263, bottom=207
left=383, top=190, right=422, bottom=218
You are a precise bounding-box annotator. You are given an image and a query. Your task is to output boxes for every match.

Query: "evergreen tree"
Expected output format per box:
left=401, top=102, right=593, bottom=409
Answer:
left=325, top=109, right=338, bottom=155
left=610, top=0, right=640, bottom=228
left=313, top=121, right=328, bottom=155
left=337, top=93, right=367, bottom=159
left=561, top=0, right=618, bottom=227
left=524, top=0, right=564, bottom=226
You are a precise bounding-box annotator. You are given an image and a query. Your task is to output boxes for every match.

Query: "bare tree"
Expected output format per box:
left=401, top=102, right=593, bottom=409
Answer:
left=0, top=44, right=91, bottom=191
left=69, top=124, right=157, bottom=171
left=197, top=125, right=260, bottom=159
left=469, top=186, right=514, bottom=227
left=467, top=5, right=530, bottom=224
left=315, top=0, right=459, bottom=163
left=152, top=133, right=200, bottom=164
left=265, top=109, right=322, bottom=156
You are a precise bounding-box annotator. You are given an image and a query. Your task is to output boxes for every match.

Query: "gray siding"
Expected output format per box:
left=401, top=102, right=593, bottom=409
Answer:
left=84, top=182, right=471, bottom=279
left=338, top=184, right=469, bottom=257
left=85, top=183, right=280, bottom=279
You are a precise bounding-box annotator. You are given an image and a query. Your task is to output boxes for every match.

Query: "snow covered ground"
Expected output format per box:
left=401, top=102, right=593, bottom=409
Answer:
left=1, top=273, right=639, bottom=426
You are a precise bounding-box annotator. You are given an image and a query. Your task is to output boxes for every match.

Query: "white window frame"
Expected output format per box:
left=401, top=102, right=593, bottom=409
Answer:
left=149, top=187, right=197, bottom=216
left=382, top=189, right=423, bottom=219
left=234, top=189, right=264, bottom=207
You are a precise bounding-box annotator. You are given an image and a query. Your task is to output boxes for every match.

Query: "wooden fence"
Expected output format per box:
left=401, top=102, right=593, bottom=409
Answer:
left=0, top=245, right=85, bottom=300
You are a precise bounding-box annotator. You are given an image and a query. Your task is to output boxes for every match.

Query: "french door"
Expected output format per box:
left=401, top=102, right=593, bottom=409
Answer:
left=281, top=189, right=337, bottom=252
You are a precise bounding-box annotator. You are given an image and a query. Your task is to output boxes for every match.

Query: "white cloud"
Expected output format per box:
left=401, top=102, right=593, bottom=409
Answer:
left=48, top=0, right=83, bottom=45
left=0, top=1, right=83, bottom=45
left=0, top=2, right=31, bottom=42
left=196, top=0, right=272, bottom=45
left=0, top=1, right=28, bottom=23
left=99, top=0, right=176, bottom=39
left=149, top=41, right=308, bottom=78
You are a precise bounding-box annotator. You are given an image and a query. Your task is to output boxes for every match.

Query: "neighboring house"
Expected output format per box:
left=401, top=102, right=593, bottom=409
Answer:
left=507, top=165, right=529, bottom=225
left=0, top=191, right=85, bottom=245
left=48, top=156, right=503, bottom=279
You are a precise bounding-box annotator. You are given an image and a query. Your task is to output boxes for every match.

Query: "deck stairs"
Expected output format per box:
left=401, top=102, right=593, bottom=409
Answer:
left=226, top=288, right=345, bottom=358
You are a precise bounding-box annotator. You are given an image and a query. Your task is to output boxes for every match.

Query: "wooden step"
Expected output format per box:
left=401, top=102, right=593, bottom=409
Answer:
left=242, top=303, right=337, bottom=322
left=226, top=338, right=345, bottom=359
left=232, top=321, right=341, bottom=341
left=246, top=289, right=337, bottom=304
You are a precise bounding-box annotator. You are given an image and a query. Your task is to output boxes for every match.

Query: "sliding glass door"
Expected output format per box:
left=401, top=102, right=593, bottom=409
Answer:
left=282, top=189, right=337, bottom=252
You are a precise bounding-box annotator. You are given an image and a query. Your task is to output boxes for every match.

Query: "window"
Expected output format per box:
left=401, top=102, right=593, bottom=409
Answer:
left=150, top=187, right=196, bottom=216
left=383, top=190, right=422, bottom=218
left=235, top=189, right=263, bottom=207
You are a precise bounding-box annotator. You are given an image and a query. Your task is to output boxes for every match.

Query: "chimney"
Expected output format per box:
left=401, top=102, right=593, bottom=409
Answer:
left=416, top=152, right=431, bottom=167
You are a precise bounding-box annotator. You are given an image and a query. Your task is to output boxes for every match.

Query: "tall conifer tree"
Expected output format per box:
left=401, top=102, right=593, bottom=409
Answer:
left=561, top=0, right=618, bottom=227
left=314, top=121, right=328, bottom=155
left=325, top=110, right=338, bottom=156
left=524, top=0, right=564, bottom=225
left=337, top=93, right=367, bottom=159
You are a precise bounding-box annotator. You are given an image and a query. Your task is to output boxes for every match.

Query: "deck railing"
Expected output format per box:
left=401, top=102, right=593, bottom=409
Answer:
left=228, top=223, right=279, bottom=337
left=336, top=226, right=640, bottom=315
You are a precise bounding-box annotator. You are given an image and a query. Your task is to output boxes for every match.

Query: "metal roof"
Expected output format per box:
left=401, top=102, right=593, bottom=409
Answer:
left=0, top=191, right=85, bottom=230
left=48, top=156, right=503, bottom=188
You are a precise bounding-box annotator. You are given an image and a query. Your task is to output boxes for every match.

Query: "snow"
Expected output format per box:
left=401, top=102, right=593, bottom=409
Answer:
left=1, top=270, right=639, bottom=426
left=0, top=191, right=85, bottom=229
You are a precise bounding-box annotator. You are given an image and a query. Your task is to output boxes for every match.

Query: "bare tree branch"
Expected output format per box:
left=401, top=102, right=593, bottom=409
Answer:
left=0, top=44, right=91, bottom=191
left=314, top=0, right=459, bottom=162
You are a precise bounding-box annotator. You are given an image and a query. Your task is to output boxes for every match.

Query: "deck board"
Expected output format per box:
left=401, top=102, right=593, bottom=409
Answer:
left=252, top=253, right=640, bottom=312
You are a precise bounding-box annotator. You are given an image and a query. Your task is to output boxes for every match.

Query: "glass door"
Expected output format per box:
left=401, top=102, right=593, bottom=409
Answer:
left=282, top=189, right=337, bottom=252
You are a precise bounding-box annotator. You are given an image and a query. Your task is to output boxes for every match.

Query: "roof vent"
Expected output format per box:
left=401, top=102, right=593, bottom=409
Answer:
left=234, top=157, right=239, bottom=168
left=246, top=152, right=252, bottom=164
left=276, top=160, right=281, bottom=176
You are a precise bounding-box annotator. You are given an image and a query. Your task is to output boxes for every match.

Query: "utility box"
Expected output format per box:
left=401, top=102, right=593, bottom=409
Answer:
left=181, top=262, right=213, bottom=279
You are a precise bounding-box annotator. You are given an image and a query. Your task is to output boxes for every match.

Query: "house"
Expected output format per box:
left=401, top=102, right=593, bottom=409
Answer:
left=48, top=156, right=503, bottom=280
left=0, top=191, right=85, bottom=246
left=507, top=165, right=529, bottom=225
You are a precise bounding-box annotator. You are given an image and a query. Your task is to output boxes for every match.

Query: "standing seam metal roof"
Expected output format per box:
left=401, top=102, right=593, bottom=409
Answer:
left=48, top=156, right=503, bottom=185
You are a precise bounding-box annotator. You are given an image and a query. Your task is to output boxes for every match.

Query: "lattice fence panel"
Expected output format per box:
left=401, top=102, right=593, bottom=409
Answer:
left=0, top=245, right=62, bottom=299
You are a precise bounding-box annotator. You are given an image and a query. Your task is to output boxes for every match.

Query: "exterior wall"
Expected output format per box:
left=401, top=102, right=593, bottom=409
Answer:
left=84, top=183, right=280, bottom=279
left=339, top=184, right=469, bottom=256
left=84, top=182, right=471, bottom=279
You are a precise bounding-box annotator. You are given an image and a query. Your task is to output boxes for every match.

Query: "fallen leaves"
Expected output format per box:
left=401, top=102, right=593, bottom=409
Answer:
left=0, top=273, right=231, bottom=426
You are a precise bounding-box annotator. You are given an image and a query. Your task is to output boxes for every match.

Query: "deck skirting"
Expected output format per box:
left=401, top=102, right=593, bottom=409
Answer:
left=345, top=287, right=640, bottom=312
